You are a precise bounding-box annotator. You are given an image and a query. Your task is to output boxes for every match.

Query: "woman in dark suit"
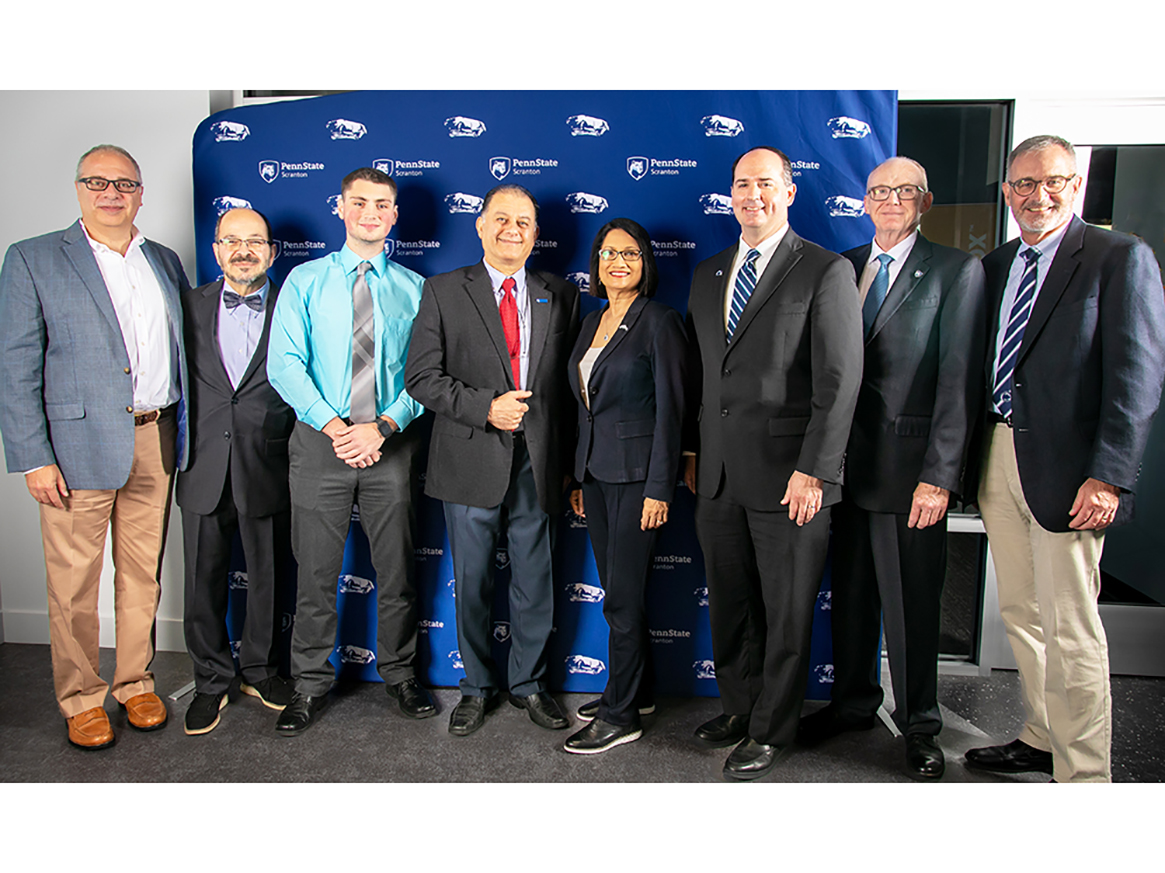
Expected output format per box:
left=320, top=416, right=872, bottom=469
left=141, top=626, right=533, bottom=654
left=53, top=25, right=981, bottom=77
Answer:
left=563, top=217, right=687, bottom=754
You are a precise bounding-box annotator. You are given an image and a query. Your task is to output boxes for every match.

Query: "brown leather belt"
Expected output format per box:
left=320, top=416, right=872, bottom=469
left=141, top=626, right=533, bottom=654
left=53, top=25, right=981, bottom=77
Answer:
left=134, top=405, right=175, bottom=427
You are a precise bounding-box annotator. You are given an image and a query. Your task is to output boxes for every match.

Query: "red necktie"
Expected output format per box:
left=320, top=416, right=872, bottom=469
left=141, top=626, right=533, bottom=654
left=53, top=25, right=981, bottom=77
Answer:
left=500, top=277, right=521, bottom=387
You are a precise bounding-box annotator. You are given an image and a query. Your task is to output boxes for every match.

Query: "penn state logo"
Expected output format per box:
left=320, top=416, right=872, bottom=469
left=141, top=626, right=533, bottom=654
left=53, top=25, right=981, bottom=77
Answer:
left=565, top=654, right=606, bottom=675
left=495, top=548, right=510, bottom=570
left=445, top=116, right=487, bottom=138
left=825, top=195, right=865, bottom=218
left=228, top=571, right=248, bottom=591
left=816, top=590, right=832, bottom=611
left=326, top=118, right=367, bottom=140
left=327, top=194, right=343, bottom=217
left=350, top=503, right=361, bottom=522
left=268, top=240, right=281, bottom=262
left=210, top=120, right=250, bottom=142
left=445, top=192, right=484, bottom=214
left=493, top=621, right=511, bottom=643
left=694, top=586, right=709, bottom=607
left=566, top=583, right=604, bottom=604
left=383, top=239, right=395, bottom=259
left=626, top=156, right=648, bottom=181
left=258, top=161, right=279, bottom=184
left=693, top=659, right=717, bottom=680
left=827, top=116, right=871, bottom=139
left=565, top=192, right=609, bottom=214
left=566, top=114, right=609, bottom=136
left=566, top=272, right=590, bottom=294
left=281, top=613, right=294, bottom=632
left=372, top=158, right=395, bottom=176
left=449, top=649, right=464, bottom=670
left=489, top=156, right=511, bottom=181
left=700, top=114, right=744, bottom=137
left=338, top=574, right=374, bottom=595
left=699, top=193, right=733, bottom=215
left=338, top=645, right=375, bottom=664
left=814, top=663, right=835, bottom=684
left=229, top=640, right=241, bottom=660
left=212, top=195, right=252, bottom=216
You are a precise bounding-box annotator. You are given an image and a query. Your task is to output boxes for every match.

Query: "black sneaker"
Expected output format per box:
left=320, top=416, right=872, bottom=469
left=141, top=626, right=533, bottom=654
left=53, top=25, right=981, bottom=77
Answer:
left=184, top=692, right=228, bottom=736
left=240, top=676, right=294, bottom=710
left=576, top=698, right=656, bottom=721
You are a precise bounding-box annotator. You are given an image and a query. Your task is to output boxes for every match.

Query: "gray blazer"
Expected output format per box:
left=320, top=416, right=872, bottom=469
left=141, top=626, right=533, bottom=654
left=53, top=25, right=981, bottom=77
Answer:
left=0, top=220, right=190, bottom=490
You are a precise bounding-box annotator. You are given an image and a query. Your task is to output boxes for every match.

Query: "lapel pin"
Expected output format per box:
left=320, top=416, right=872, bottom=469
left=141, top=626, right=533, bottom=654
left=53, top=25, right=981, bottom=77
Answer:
left=618, top=324, right=629, bottom=331
left=914, top=270, right=923, bottom=278
left=715, top=270, right=724, bottom=277
left=535, top=298, right=548, bottom=304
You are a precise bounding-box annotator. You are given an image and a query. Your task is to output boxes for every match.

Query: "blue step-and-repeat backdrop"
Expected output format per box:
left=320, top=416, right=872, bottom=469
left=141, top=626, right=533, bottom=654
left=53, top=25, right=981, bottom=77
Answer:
left=192, top=89, right=895, bottom=698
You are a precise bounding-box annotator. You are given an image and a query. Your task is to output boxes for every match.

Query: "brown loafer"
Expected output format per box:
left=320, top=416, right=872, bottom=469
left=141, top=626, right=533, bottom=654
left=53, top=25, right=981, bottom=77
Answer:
left=67, top=707, right=116, bottom=750
left=121, top=692, right=168, bottom=731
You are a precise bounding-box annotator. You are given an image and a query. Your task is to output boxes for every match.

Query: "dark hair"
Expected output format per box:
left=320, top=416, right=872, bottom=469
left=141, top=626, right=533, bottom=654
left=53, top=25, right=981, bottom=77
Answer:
left=588, top=217, right=658, bottom=299
left=481, top=184, right=539, bottom=223
left=1006, top=134, right=1077, bottom=177
left=213, top=207, right=272, bottom=242
left=340, top=166, right=398, bottom=198
left=730, top=146, right=793, bottom=187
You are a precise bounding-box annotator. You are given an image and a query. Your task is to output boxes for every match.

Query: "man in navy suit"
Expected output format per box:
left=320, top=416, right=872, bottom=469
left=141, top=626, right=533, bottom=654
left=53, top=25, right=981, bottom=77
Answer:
left=796, top=157, right=986, bottom=780
left=964, top=135, right=1165, bottom=782
left=0, top=145, right=190, bottom=750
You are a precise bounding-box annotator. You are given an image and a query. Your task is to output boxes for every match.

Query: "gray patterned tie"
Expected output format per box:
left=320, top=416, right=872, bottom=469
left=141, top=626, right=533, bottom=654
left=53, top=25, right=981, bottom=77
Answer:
left=350, top=261, right=376, bottom=424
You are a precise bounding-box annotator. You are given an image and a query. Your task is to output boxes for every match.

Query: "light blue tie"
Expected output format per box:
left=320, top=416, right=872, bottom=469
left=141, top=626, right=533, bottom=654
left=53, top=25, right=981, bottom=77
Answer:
left=862, top=253, right=893, bottom=336
left=992, top=247, right=1041, bottom=419
left=727, top=248, right=760, bottom=339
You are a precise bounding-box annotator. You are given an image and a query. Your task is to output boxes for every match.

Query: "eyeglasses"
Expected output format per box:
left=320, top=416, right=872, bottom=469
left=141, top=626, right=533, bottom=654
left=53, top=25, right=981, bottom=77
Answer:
left=598, top=249, right=643, bottom=262
left=216, top=237, right=271, bottom=250
left=77, top=177, right=142, bottom=193
left=866, top=184, right=926, bottom=201
left=1006, top=175, right=1076, bottom=196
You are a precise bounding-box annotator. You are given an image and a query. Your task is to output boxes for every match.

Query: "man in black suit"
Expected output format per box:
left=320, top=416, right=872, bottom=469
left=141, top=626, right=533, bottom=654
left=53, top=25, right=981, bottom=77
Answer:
left=795, top=158, right=986, bottom=779
left=405, top=184, right=580, bottom=737
left=177, top=207, right=295, bottom=735
left=964, top=135, right=1165, bottom=783
left=683, top=147, right=863, bottom=780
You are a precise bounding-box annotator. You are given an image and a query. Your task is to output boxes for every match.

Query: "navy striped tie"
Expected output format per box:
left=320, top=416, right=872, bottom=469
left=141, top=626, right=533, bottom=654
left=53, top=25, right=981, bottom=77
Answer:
left=992, top=247, right=1041, bottom=419
left=727, top=248, right=760, bottom=339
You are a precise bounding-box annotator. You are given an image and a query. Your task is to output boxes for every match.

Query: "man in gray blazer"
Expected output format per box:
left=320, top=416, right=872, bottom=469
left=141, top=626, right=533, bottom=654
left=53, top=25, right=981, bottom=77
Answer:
left=405, top=184, right=580, bottom=737
left=0, top=145, right=190, bottom=750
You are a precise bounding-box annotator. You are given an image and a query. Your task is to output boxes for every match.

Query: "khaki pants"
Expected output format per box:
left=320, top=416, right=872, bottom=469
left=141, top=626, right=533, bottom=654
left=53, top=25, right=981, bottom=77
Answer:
left=978, top=423, right=1111, bottom=783
left=39, top=414, right=176, bottom=718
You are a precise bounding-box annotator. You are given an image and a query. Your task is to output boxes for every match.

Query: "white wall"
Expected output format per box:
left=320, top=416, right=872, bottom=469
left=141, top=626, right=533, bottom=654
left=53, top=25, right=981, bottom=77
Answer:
left=0, top=91, right=210, bottom=651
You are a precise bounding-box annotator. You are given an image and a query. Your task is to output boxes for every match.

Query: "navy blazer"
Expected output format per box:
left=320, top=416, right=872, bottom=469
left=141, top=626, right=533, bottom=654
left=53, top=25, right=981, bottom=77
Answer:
left=567, top=296, right=687, bottom=502
left=0, top=220, right=190, bottom=490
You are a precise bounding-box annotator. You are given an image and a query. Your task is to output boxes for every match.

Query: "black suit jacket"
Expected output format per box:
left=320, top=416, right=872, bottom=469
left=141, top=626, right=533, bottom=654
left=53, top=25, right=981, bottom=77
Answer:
left=405, top=261, right=580, bottom=514
left=842, top=235, right=987, bottom=514
left=176, top=279, right=295, bottom=517
left=685, top=229, right=863, bottom=511
left=968, top=216, right=1165, bottom=532
left=567, top=296, right=687, bottom=502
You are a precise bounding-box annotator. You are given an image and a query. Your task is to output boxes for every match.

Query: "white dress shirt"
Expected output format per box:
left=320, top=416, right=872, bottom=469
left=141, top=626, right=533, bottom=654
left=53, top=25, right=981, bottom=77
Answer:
left=723, top=224, right=791, bottom=328
left=857, top=231, right=918, bottom=306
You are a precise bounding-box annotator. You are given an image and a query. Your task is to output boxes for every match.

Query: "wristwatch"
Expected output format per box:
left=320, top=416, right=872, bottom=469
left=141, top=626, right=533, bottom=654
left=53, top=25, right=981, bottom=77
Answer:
left=376, top=418, right=395, bottom=439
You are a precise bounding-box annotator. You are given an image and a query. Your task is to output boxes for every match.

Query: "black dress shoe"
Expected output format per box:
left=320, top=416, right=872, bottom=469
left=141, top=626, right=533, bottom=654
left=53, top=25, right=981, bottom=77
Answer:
left=386, top=678, right=437, bottom=719
left=964, top=738, right=1053, bottom=774
left=577, top=698, right=655, bottom=721
left=274, top=692, right=328, bottom=737
left=694, top=713, right=749, bottom=748
left=449, top=695, right=495, bottom=737
left=723, top=737, right=787, bottom=781
left=905, top=734, right=945, bottom=780
left=510, top=691, right=569, bottom=730
left=563, top=718, right=643, bottom=754
left=796, top=705, right=876, bottom=747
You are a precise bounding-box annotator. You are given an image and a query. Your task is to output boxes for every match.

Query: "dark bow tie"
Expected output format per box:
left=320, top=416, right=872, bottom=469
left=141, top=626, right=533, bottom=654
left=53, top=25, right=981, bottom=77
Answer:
left=223, top=290, right=263, bottom=312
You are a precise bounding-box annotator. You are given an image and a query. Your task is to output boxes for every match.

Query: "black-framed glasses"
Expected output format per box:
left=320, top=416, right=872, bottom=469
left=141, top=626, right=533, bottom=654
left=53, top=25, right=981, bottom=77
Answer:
left=216, top=237, right=271, bottom=251
left=866, top=184, right=926, bottom=201
left=77, top=177, right=142, bottom=193
left=1006, top=175, right=1076, bottom=196
left=598, top=249, right=643, bottom=262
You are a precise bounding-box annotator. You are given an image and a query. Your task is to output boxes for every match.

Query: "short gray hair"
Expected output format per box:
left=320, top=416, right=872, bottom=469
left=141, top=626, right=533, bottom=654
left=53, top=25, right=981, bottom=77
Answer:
left=76, top=144, right=142, bottom=182
left=1007, top=135, right=1076, bottom=177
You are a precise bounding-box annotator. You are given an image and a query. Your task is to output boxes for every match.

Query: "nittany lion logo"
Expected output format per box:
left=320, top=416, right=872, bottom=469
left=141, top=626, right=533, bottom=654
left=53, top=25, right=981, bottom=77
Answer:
left=694, top=586, right=709, bottom=607
left=814, top=663, right=835, bottom=684
left=699, top=193, right=733, bottom=215
left=229, top=640, right=241, bottom=659
left=566, top=114, right=609, bottom=136
left=694, top=659, right=717, bottom=680
left=565, top=654, right=606, bottom=675
left=228, top=571, right=248, bottom=591
left=827, top=116, right=871, bottom=139
left=210, top=120, right=250, bottom=142
left=338, top=574, right=374, bottom=595
left=626, top=156, right=648, bottom=181
left=489, top=156, right=511, bottom=181
left=383, top=239, right=395, bottom=259
left=372, top=158, right=395, bottom=176
left=212, top=195, right=252, bottom=216
left=493, top=621, right=511, bottom=643
left=326, top=118, right=367, bottom=140
left=565, top=192, right=609, bottom=214
left=445, top=116, right=487, bottom=138
left=445, top=192, right=484, bottom=214
left=700, top=114, right=744, bottom=137
left=566, top=583, right=604, bottom=604
left=816, top=590, right=832, bottom=611
left=826, top=195, right=865, bottom=218
left=566, top=272, right=590, bottom=293
left=258, top=161, right=279, bottom=184
left=449, top=649, right=464, bottom=670
left=338, top=645, right=375, bottom=665
left=327, top=194, right=343, bottom=217
left=495, top=548, right=510, bottom=570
